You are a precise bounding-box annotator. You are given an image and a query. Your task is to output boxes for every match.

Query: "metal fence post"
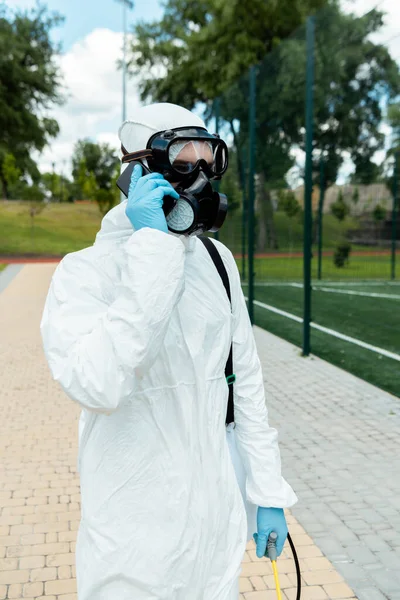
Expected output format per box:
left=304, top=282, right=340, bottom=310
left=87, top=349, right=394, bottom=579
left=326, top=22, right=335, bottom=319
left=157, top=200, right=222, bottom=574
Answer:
left=241, top=146, right=247, bottom=280
left=214, top=97, right=221, bottom=241
left=391, top=150, right=399, bottom=281
left=248, top=66, right=257, bottom=325
left=303, top=15, right=315, bottom=356
left=317, top=157, right=325, bottom=281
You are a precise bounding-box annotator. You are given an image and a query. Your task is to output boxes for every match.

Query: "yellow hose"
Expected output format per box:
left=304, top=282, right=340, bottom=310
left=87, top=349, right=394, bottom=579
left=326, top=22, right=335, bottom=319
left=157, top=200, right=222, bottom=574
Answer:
left=271, top=560, right=283, bottom=600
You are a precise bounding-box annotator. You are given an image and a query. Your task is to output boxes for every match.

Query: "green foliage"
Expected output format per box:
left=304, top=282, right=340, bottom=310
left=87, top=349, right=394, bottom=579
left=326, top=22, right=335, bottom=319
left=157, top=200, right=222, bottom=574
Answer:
left=95, top=163, right=121, bottom=216
left=373, top=203, right=386, bottom=223
left=333, top=242, right=351, bottom=267
left=1, top=153, right=21, bottom=190
left=94, top=189, right=117, bottom=217
left=20, top=184, right=45, bottom=203
left=130, top=0, right=400, bottom=252
left=40, top=172, right=73, bottom=202
left=387, top=102, right=400, bottom=152
left=219, top=155, right=241, bottom=214
left=0, top=4, right=63, bottom=196
left=312, top=5, right=400, bottom=187
left=71, top=140, right=120, bottom=214
left=350, top=158, right=384, bottom=185
left=331, top=190, right=349, bottom=222
left=352, top=187, right=360, bottom=205
left=277, top=189, right=301, bottom=218
left=385, top=104, right=400, bottom=194
left=130, top=0, right=327, bottom=104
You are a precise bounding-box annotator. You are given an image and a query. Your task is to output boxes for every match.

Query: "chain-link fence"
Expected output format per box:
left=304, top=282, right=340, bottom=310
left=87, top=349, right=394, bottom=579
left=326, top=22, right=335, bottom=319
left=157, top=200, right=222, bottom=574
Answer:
left=210, top=5, right=400, bottom=397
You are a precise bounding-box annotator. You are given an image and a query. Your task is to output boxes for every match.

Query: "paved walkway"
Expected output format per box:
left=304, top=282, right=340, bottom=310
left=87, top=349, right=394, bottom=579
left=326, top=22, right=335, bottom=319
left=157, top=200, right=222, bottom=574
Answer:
left=255, top=330, right=400, bottom=600
left=3, top=263, right=395, bottom=599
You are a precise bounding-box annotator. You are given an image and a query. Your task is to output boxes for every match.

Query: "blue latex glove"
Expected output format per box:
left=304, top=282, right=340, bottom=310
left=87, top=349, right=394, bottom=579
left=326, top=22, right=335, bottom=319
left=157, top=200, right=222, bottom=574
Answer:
left=125, top=164, right=179, bottom=233
left=253, top=507, right=288, bottom=558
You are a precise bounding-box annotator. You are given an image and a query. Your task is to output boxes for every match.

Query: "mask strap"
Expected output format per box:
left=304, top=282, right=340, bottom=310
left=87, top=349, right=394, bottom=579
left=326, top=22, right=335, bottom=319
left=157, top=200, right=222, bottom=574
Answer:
left=121, top=145, right=153, bottom=164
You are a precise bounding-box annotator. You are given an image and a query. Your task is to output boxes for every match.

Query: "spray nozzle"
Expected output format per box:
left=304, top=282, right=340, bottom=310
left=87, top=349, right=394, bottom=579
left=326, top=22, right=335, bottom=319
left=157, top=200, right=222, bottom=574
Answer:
left=267, top=531, right=278, bottom=562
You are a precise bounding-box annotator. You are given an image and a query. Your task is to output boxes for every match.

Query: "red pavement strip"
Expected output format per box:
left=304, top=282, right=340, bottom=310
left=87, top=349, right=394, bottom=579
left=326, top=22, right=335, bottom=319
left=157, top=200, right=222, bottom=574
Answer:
left=0, top=256, right=62, bottom=264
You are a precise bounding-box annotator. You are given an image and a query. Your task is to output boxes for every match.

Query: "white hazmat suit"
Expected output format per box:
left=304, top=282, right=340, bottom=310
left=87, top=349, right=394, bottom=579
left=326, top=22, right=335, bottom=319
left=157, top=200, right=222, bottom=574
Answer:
left=41, top=103, right=297, bottom=600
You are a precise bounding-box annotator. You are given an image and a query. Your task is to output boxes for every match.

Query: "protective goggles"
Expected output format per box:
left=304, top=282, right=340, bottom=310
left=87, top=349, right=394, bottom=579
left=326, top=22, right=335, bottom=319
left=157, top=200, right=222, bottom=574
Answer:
left=121, top=126, right=228, bottom=181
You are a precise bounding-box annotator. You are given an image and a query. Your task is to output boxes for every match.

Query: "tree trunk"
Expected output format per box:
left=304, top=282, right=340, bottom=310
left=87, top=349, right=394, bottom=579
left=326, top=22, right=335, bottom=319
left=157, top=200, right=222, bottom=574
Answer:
left=257, top=188, right=267, bottom=252
left=0, top=175, right=8, bottom=200
left=257, top=173, right=278, bottom=251
left=31, top=214, right=34, bottom=250
left=311, top=215, right=319, bottom=245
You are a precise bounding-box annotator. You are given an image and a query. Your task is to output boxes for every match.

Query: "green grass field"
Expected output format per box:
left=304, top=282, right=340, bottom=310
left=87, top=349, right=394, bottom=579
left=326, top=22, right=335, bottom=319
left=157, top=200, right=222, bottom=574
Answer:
left=0, top=200, right=360, bottom=256
left=1, top=200, right=398, bottom=397
left=245, top=254, right=399, bottom=281
left=242, top=281, right=400, bottom=397
left=0, top=201, right=102, bottom=256
left=220, top=209, right=359, bottom=254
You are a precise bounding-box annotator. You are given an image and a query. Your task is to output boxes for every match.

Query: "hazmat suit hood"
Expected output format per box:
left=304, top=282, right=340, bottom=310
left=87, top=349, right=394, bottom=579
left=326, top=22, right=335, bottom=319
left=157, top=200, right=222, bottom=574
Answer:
left=95, top=103, right=206, bottom=249
left=118, top=102, right=207, bottom=168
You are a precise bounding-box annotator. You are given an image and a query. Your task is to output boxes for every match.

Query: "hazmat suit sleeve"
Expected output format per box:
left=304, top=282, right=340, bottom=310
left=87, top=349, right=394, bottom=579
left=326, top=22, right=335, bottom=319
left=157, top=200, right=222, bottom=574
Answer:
left=40, top=228, right=185, bottom=415
left=224, top=248, right=298, bottom=509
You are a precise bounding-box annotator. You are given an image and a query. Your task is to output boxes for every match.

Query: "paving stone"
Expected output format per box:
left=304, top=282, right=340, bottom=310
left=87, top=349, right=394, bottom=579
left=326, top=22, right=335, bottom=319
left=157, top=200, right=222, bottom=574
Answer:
left=252, top=326, right=400, bottom=600
left=355, top=587, right=392, bottom=600
left=345, top=545, right=376, bottom=565
left=1, top=263, right=395, bottom=600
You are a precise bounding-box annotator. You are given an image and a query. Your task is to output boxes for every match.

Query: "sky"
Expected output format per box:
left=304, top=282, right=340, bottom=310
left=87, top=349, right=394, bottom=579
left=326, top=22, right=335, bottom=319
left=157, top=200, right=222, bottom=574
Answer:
left=5, top=0, right=400, bottom=181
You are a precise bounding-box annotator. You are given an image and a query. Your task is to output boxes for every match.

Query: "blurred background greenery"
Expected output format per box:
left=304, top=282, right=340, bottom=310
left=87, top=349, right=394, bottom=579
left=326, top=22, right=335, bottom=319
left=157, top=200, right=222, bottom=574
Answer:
left=1, top=0, right=399, bottom=395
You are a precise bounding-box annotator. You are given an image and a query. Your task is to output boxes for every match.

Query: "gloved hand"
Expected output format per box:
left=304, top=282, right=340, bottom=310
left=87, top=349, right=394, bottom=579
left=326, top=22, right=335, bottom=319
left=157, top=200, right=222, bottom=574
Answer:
left=253, top=507, right=288, bottom=559
left=125, top=163, right=179, bottom=233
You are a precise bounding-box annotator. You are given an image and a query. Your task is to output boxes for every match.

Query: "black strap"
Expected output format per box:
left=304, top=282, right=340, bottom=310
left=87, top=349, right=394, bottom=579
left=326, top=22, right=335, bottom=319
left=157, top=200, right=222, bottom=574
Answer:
left=199, top=236, right=235, bottom=426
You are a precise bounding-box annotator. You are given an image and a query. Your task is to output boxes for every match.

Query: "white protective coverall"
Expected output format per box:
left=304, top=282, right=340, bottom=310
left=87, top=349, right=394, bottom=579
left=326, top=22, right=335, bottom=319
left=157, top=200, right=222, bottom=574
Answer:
left=40, top=103, right=297, bottom=600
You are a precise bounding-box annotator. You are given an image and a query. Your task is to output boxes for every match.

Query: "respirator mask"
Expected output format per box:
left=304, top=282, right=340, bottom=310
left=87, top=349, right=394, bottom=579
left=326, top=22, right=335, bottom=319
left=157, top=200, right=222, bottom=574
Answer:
left=117, top=126, right=229, bottom=236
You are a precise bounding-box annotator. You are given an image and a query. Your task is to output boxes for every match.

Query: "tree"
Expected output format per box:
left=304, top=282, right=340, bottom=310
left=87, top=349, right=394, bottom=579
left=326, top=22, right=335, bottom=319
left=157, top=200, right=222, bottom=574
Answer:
left=372, top=202, right=386, bottom=242
left=278, top=190, right=301, bottom=219
left=373, top=203, right=386, bottom=222
left=72, top=140, right=120, bottom=196
left=333, top=242, right=351, bottom=267
left=311, top=4, right=400, bottom=187
left=331, top=189, right=349, bottom=222
left=129, top=0, right=327, bottom=251
left=71, top=140, right=120, bottom=214
left=129, top=1, right=400, bottom=251
left=1, top=153, right=21, bottom=195
left=218, top=150, right=241, bottom=214
left=95, top=163, right=121, bottom=216
left=352, top=187, right=360, bottom=206
left=277, top=189, right=301, bottom=250
left=387, top=102, right=400, bottom=152
left=350, top=158, right=384, bottom=185
left=0, top=4, right=63, bottom=198
left=41, top=172, right=73, bottom=202
left=384, top=102, right=400, bottom=195
left=130, top=0, right=327, bottom=104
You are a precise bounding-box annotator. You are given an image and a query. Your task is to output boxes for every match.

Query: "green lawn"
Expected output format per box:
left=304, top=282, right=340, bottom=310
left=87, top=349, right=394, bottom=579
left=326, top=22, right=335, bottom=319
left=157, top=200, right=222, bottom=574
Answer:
left=0, top=201, right=102, bottom=256
left=237, top=254, right=399, bottom=282
left=245, top=282, right=400, bottom=398
left=0, top=264, right=6, bottom=272
left=2, top=200, right=398, bottom=397
left=220, top=210, right=359, bottom=254
left=0, top=200, right=388, bottom=262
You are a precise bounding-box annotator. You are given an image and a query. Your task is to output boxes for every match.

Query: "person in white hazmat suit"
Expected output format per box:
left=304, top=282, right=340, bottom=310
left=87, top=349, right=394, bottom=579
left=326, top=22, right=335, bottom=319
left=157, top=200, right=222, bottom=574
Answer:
left=41, top=102, right=297, bottom=600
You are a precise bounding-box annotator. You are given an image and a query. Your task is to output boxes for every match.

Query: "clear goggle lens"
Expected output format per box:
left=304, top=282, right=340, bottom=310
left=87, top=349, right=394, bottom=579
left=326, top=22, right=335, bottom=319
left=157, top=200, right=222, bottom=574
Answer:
left=168, top=139, right=227, bottom=175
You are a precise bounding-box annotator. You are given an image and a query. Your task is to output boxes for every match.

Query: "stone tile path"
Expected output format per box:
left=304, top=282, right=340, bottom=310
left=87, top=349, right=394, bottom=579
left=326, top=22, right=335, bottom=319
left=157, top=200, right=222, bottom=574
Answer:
left=1, top=263, right=386, bottom=599
left=254, top=326, right=400, bottom=600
